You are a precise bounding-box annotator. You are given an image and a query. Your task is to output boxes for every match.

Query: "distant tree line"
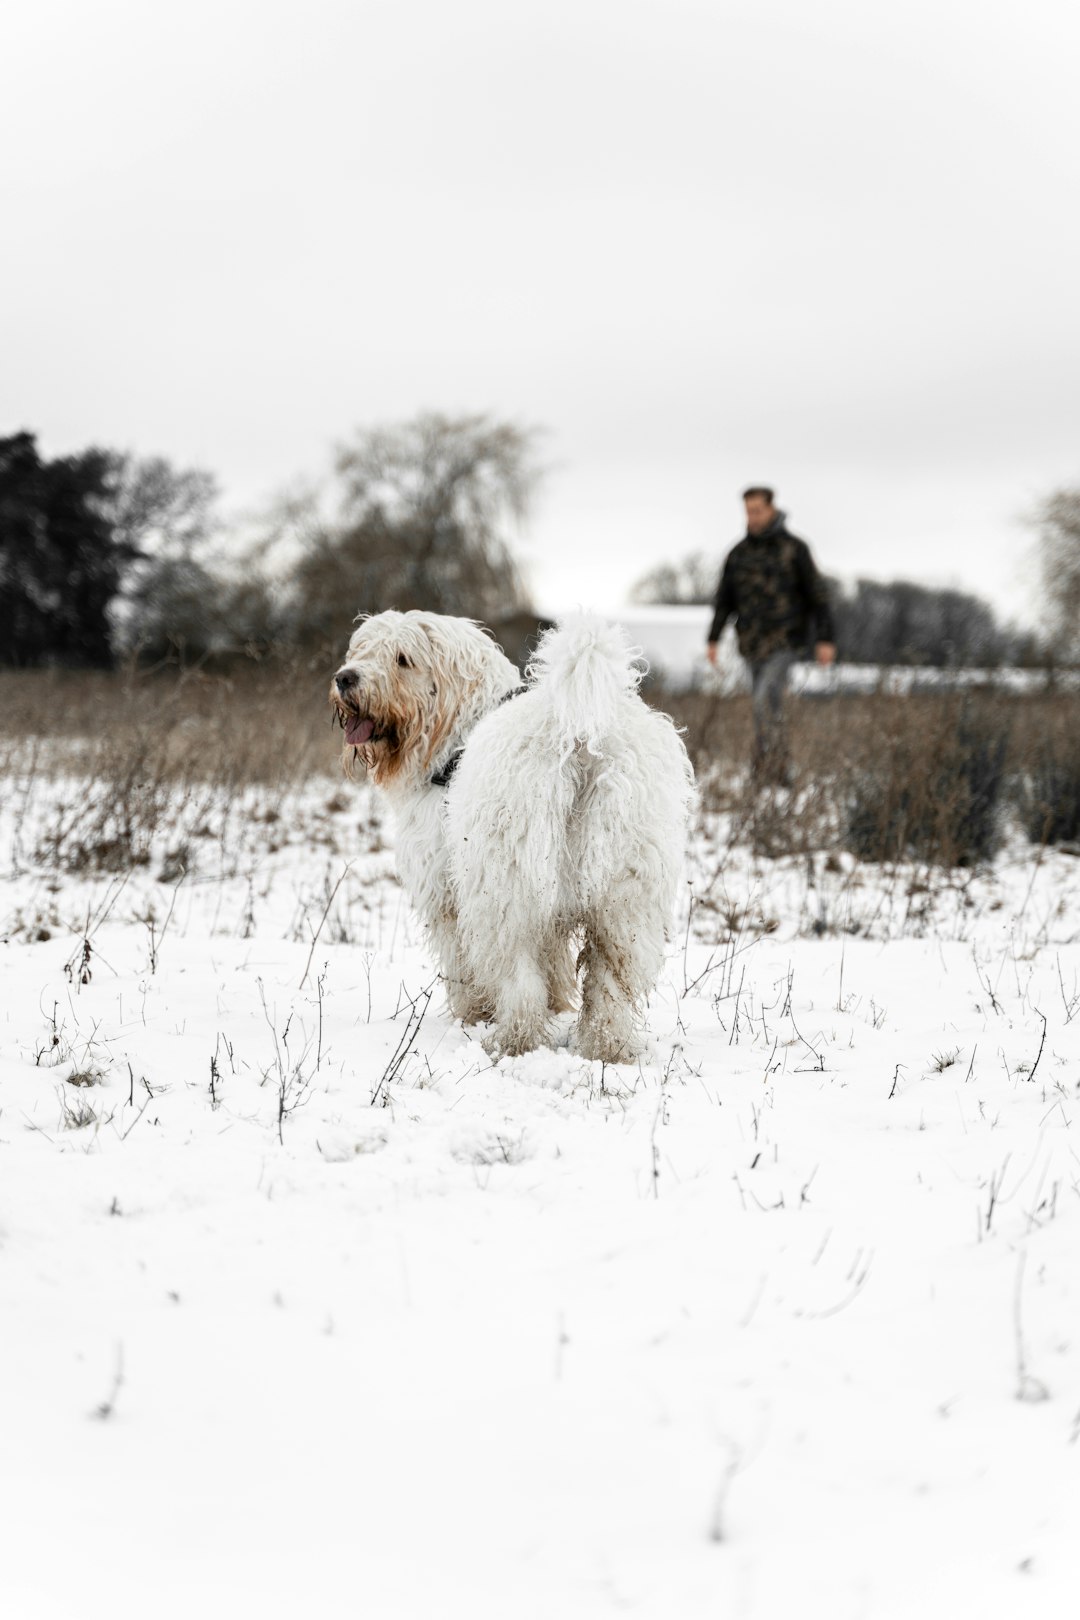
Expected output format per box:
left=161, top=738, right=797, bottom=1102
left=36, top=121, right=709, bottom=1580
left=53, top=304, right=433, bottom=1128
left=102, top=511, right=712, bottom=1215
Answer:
left=0, top=417, right=535, bottom=669
left=0, top=432, right=136, bottom=667
left=826, top=578, right=1042, bottom=668
left=630, top=548, right=1049, bottom=668
left=2, top=422, right=1075, bottom=670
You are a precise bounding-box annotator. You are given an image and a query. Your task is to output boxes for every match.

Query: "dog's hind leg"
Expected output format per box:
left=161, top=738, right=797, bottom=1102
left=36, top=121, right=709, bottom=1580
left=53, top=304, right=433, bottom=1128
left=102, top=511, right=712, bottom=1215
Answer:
left=544, top=934, right=578, bottom=1015
left=490, top=948, right=553, bottom=1056
left=448, top=767, right=583, bottom=1051
left=454, top=903, right=555, bottom=1054
left=575, top=880, right=666, bottom=1064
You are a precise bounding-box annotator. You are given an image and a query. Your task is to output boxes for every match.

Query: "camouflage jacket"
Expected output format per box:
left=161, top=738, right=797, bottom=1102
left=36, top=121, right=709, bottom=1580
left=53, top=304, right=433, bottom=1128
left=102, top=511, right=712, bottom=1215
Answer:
left=707, top=517, right=835, bottom=662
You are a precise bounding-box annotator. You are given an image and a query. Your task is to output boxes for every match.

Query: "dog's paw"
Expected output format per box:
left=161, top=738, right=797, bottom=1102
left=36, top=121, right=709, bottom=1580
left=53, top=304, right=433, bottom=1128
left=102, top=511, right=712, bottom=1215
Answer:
left=481, top=1020, right=555, bottom=1061
left=573, top=1024, right=644, bottom=1065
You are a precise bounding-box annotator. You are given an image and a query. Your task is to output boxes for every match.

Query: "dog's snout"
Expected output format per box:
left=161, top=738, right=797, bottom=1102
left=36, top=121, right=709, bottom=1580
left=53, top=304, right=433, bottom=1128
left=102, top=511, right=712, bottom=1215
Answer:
left=335, top=669, right=359, bottom=696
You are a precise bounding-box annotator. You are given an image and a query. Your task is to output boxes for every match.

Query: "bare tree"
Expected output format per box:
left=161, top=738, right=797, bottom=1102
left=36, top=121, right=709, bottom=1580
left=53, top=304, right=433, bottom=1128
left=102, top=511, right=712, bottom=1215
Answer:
left=280, top=413, right=538, bottom=651
left=104, top=454, right=219, bottom=559
left=111, top=415, right=543, bottom=665
left=106, top=454, right=223, bottom=661
left=1033, top=486, right=1080, bottom=664
left=831, top=578, right=1013, bottom=667
left=630, top=549, right=718, bottom=606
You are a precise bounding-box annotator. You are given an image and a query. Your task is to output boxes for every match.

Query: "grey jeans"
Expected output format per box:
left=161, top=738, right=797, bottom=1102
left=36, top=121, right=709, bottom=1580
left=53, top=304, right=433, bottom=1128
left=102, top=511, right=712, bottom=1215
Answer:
left=748, top=649, right=797, bottom=766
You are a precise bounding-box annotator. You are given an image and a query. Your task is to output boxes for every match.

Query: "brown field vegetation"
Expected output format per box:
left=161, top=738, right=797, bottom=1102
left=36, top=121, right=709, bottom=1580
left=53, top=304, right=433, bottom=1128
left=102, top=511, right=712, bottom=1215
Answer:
left=1, top=668, right=1077, bottom=876
left=0, top=662, right=340, bottom=784
left=661, top=683, right=1080, bottom=866
left=0, top=662, right=345, bottom=877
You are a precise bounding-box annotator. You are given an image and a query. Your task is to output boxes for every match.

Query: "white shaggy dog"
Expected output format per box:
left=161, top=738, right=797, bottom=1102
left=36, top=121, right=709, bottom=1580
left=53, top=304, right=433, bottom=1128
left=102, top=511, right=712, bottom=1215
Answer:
left=331, top=611, right=695, bottom=1062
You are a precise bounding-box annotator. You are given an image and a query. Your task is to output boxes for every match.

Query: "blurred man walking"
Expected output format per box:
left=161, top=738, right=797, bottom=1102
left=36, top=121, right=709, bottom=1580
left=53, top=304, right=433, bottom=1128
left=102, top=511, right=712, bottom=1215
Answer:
left=706, top=487, right=836, bottom=782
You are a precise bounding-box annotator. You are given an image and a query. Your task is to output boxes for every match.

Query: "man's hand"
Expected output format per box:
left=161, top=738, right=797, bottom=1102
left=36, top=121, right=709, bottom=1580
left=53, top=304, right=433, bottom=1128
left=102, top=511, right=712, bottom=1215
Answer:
left=706, top=642, right=719, bottom=666
left=815, top=642, right=837, bottom=666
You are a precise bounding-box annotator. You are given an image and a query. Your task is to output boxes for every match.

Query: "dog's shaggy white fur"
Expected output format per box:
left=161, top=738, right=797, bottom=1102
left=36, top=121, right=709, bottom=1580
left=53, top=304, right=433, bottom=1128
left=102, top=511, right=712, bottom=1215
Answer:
left=331, top=610, right=695, bottom=1062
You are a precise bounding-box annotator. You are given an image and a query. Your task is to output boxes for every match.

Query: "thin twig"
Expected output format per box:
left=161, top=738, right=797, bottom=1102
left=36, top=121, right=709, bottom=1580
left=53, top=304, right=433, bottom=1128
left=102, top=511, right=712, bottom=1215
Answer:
left=1027, top=1009, right=1048, bottom=1085
left=92, top=1343, right=125, bottom=1420
left=371, top=989, right=431, bottom=1106
left=299, top=861, right=354, bottom=989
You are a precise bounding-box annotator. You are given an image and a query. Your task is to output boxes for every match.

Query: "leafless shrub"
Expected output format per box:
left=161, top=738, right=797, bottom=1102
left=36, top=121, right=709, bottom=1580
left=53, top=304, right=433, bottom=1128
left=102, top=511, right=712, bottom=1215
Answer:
left=658, top=685, right=1072, bottom=869
left=1010, top=704, right=1080, bottom=849
left=59, top=1089, right=101, bottom=1130
left=1, top=659, right=344, bottom=876
left=844, top=697, right=1008, bottom=867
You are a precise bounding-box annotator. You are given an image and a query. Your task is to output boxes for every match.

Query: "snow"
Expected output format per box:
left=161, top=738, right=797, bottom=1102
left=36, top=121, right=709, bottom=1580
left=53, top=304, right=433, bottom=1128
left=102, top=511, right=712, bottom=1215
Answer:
left=2, top=763, right=1079, bottom=1618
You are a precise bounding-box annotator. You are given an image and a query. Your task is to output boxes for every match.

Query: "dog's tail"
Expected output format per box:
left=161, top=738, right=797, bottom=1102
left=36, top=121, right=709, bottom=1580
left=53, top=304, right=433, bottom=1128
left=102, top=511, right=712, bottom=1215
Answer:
left=526, top=617, right=645, bottom=757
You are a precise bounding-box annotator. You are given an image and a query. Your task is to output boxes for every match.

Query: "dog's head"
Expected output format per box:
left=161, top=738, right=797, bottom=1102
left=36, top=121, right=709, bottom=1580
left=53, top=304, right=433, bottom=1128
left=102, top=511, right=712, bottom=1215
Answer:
left=330, top=610, right=516, bottom=787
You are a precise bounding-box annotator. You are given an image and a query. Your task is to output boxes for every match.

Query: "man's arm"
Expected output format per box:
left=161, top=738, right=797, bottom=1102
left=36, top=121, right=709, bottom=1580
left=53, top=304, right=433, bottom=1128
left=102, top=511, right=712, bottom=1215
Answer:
left=706, top=558, right=735, bottom=665
left=794, top=541, right=836, bottom=661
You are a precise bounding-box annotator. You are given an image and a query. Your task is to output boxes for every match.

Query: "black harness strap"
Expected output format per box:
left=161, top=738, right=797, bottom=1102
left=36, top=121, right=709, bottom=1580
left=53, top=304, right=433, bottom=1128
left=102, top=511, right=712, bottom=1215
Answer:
left=429, top=754, right=463, bottom=789
left=430, top=686, right=525, bottom=789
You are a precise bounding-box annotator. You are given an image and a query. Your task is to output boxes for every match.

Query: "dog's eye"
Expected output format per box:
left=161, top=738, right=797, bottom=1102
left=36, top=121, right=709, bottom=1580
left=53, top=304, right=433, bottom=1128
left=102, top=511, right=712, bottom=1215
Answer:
left=397, top=653, right=411, bottom=668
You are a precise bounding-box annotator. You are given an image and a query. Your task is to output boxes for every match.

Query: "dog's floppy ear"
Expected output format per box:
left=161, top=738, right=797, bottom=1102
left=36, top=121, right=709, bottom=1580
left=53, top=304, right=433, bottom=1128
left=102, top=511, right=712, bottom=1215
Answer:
left=415, top=616, right=509, bottom=770
left=418, top=616, right=502, bottom=692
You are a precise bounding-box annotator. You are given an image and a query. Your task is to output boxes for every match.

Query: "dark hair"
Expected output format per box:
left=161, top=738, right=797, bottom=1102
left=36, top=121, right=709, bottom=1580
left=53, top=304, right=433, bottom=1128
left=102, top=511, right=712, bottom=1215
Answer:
left=742, top=486, right=775, bottom=505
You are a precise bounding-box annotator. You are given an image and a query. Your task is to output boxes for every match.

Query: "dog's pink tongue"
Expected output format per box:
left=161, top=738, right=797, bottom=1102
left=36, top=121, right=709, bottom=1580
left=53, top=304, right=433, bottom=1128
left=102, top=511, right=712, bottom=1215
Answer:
left=345, top=715, right=376, bottom=746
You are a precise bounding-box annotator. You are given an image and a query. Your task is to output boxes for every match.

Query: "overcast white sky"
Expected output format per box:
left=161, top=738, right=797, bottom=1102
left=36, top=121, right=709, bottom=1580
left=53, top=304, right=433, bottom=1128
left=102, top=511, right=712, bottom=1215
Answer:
left=3, top=0, right=1079, bottom=623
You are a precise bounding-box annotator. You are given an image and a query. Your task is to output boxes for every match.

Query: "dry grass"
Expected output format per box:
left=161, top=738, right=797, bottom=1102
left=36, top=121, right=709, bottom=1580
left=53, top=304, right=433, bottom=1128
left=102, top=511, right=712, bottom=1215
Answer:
left=0, top=663, right=344, bottom=876
left=659, top=684, right=1080, bottom=866
left=3, top=667, right=1077, bottom=878
left=1010, top=699, right=1080, bottom=849
left=0, top=662, right=339, bottom=784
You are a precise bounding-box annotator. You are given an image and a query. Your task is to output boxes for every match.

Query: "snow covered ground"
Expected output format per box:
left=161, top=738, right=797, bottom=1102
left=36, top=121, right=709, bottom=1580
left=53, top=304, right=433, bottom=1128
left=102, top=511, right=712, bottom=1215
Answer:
left=2, top=762, right=1079, bottom=1618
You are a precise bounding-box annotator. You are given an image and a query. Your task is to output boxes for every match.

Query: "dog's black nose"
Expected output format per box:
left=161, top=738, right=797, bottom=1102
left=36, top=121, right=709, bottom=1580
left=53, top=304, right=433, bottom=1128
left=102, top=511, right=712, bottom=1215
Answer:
left=335, top=669, right=358, bottom=695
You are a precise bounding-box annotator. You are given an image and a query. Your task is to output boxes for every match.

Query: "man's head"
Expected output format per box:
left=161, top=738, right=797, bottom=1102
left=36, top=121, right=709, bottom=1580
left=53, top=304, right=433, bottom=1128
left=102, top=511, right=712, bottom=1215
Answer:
left=742, top=487, right=777, bottom=536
